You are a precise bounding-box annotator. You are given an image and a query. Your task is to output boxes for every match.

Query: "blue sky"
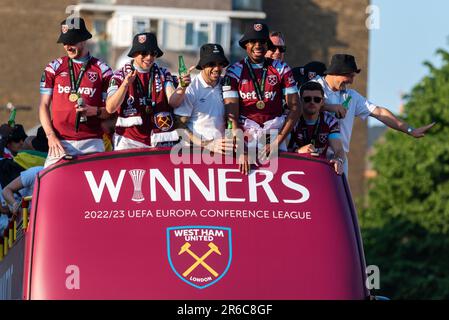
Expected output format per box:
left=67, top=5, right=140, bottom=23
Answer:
left=368, top=0, right=448, bottom=126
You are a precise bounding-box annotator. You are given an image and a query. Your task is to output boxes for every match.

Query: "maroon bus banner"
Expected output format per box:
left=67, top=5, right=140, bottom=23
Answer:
left=21, top=149, right=368, bottom=299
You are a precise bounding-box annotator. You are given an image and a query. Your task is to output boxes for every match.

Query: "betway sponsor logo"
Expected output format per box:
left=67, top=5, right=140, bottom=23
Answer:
left=84, top=169, right=310, bottom=204
left=239, top=91, right=277, bottom=101
left=57, top=84, right=97, bottom=97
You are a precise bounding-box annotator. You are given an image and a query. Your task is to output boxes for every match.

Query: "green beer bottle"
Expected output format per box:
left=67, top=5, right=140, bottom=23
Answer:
left=226, top=120, right=233, bottom=138
left=8, top=108, right=16, bottom=127
left=178, top=55, right=188, bottom=88
left=342, top=95, right=352, bottom=110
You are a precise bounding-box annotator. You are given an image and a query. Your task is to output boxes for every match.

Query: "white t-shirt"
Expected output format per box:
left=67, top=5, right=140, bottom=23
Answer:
left=313, top=76, right=377, bottom=152
left=174, top=72, right=225, bottom=141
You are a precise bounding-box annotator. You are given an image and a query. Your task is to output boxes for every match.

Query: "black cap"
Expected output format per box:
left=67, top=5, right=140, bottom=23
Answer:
left=57, top=17, right=92, bottom=45
left=324, top=54, right=361, bottom=75
left=239, top=22, right=273, bottom=49
left=127, top=33, right=163, bottom=58
left=196, top=44, right=229, bottom=70
left=293, top=61, right=327, bottom=86
left=7, top=124, right=27, bottom=143
left=31, top=127, right=49, bottom=153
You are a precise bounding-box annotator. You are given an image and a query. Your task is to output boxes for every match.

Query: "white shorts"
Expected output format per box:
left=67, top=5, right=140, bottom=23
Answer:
left=113, top=134, right=151, bottom=151
left=44, top=138, right=105, bottom=168
left=114, top=133, right=179, bottom=150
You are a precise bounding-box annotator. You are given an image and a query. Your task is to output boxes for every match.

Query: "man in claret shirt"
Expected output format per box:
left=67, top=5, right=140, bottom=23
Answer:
left=223, top=22, right=300, bottom=174
left=106, top=32, right=191, bottom=150
left=289, top=81, right=345, bottom=175
left=39, top=17, right=113, bottom=167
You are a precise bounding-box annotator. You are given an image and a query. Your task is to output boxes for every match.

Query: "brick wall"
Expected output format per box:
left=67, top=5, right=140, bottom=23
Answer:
left=0, top=0, right=75, bottom=129
left=263, top=0, right=370, bottom=198
left=116, top=0, right=232, bottom=10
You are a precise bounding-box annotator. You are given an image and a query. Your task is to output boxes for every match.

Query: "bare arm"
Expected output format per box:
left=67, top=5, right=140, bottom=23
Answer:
left=323, top=104, right=347, bottom=119
left=106, top=70, right=136, bottom=114
left=168, top=66, right=195, bottom=108
left=175, top=115, right=202, bottom=147
left=175, top=115, right=233, bottom=153
left=76, top=104, right=110, bottom=120
left=224, top=97, right=240, bottom=136
left=328, top=138, right=345, bottom=175
left=2, top=176, right=24, bottom=215
left=370, top=106, right=435, bottom=138
left=168, top=86, right=188, bottom=108
left=328, top=138, right=346, bottom=162
left=38, top=94, right=65, bottom=157
left=277, top=93, right=301, bottom=145
left=224, top=97, right=249, bottom=174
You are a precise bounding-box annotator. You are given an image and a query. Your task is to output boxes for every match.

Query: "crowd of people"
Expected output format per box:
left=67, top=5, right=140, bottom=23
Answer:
left=0, top=17, right=435, bottom=235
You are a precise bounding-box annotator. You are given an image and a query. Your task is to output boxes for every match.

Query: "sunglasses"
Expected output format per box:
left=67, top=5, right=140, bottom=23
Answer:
left=138, top=51, right=158, bottom=57
left=302, top=96, right=323, bottom=103
left=204, top=62, right=227, bottom=68
left=248, top=40, right=268, bottom=45
left=270, top=45, right=286, bottom=53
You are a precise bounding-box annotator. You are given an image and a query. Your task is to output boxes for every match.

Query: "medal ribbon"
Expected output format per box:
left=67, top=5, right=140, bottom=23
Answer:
left=245, top=57, right=268, bottom=102
left=69, top=57, right=91, bottom=95
left=132, top=62, right=155, bottom=112
left=301, top=115, right=321, bottom=147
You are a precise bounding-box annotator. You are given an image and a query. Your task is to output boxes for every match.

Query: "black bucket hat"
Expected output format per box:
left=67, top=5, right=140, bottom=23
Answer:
left=293, top=61, right=327, bottom=86
left=57, top=17, right=92, bottom=45
left=324, top=54, right=361, bottom=75
left=7, top=124, right=27, bottom=143
left=196, top=44, right=229, bottom=70
left=127, top=32, right=163, bottom=58
left=239, top=22, right=273, bottom=49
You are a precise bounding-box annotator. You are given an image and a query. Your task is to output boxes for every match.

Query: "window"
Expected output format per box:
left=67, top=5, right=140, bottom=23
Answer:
left=133, top=18, right=150, bottom=35
left=185, top=22, right=194, bottom=46
left=232, top=0, right=262, bottom=11
left=150, top=19, right=159, bottom=35
left=196, top=22, right=210, bottom=47
left=215, top=23, right=224, bottom=45
left=89, top=19, right=110, bottom=63
left=174, top=21, right=227, bottom=51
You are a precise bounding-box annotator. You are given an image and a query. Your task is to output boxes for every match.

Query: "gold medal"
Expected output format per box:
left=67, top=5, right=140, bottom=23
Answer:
left=256, top=100, right=265, bottom=109
left=69, top=93, right=79, bottom=102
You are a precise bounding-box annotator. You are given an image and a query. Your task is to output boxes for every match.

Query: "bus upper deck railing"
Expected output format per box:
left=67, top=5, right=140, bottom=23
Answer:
left=0, top=196, right=31, bottom=261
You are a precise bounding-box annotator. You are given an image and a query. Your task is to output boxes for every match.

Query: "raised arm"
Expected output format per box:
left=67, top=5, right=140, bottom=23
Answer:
left=106, top=70, right=137, bottom=114
left=370, top=106, right=435, bottom=138
left=168, top=66, right=195, bottom=108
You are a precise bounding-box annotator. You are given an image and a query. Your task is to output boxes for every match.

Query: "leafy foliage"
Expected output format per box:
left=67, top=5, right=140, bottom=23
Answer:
left=360, top=49, right=449, bottom=299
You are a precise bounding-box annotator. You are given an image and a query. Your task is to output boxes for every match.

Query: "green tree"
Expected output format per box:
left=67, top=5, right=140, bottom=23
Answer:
left=360, top=48, right=449, bottom=299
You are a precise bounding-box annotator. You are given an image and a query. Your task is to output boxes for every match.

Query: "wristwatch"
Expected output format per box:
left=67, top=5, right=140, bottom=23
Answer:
left=407, top=126, right=414, bottom=135
left=335, top=157, right=345, bottom=164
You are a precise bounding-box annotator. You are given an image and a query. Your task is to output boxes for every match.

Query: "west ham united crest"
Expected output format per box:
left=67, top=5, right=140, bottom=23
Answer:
left=167, top=226, right=232, bottom=289
left=87, top=71, right=98, bottom=83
